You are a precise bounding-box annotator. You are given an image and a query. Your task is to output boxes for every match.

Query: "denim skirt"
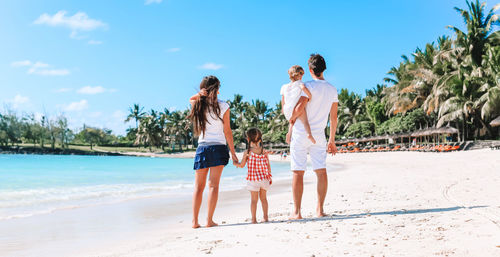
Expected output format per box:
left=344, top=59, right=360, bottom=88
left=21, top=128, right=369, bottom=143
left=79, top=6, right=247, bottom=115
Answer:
left=193, top=144, right=229, bottom=170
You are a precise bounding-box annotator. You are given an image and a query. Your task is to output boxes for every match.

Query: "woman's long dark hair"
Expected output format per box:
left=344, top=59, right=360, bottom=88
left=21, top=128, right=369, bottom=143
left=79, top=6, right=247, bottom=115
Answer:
left=189, top=76, right=221, bottom=136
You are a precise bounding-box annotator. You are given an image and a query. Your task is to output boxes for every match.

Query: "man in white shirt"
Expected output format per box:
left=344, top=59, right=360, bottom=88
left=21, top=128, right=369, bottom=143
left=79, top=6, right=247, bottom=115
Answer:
left=288, top=54, right=338, bottom=219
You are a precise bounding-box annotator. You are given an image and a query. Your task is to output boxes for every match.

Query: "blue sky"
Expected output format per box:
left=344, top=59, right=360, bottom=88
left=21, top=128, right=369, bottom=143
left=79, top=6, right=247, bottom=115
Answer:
left=1, top=0, right=499, bottom=135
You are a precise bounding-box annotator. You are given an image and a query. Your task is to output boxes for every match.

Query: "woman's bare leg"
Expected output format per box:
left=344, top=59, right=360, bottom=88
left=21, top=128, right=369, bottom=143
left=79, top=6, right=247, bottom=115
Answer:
left=192, top=168, right=208, bottom=228
left=206, top=165, right=224, bottom=227
left=298, top=111, right=316, bottom=144
left=259, top=189, right=269, bottom=222
left=250, top=191, right=259, bottom=224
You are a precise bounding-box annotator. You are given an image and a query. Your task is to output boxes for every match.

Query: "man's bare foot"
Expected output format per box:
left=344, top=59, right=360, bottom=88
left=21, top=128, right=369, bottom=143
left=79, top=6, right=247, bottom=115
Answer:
left=289, top=213, right=303, bottom=220
left=317, top=212, right=327, bottom=218
left=307, top=134, right=316, bottom=144
left=317, top=208, right=327, bottom=218
left=286, top=132, right=292, bottom=144
left=192, top=222, right=201, bottom=229
left=206, top=220, right=218, bottom=227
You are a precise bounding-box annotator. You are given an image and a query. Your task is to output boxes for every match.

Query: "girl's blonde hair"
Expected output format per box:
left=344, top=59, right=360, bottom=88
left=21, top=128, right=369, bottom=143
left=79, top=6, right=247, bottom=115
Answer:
left=288, top=65, right=304, bottom=81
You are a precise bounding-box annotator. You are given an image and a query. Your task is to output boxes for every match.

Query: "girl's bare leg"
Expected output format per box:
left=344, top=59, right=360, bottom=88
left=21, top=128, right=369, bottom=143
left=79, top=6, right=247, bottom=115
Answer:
left=286, top=122, right=293, bottom=144
left=250, top=191, right=259, bottom=224
left=298, top=111, right=316, bottom=144
left=206, top=165, right=224, bottom=227
left=259, top=189, right=269, bottom=222
left=192, top=168, right=208, bottom=228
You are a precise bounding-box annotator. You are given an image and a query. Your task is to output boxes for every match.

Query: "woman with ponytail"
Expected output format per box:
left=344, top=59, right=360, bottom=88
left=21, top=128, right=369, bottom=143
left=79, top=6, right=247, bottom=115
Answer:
left=189, top=75, right=238, bottom=228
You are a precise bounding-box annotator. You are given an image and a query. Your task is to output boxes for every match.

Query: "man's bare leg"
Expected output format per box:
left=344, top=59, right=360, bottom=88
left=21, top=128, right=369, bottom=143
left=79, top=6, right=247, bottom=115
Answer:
left=290, top=170, right=304, bottom=220
left=298, top=112, right=316, bottom=144
left=315, top=168, right=328, bottom=217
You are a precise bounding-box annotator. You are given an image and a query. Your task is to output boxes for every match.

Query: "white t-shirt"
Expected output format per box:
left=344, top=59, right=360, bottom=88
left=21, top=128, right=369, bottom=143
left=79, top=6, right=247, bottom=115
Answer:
left=197, top=100, right=230, bottom=145
left=293, top=79, right=338, bottom=135
left=280, top=80, right=304, bottom=121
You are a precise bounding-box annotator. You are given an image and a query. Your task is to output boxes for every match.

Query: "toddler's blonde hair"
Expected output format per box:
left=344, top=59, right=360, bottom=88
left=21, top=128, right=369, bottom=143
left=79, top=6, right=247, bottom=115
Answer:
left=288, top=65, right=304, bottom=81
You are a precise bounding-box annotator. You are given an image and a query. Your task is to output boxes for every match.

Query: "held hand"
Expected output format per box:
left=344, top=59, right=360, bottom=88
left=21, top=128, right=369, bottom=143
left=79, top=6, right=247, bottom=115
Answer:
left=231, top=153, right=239, bottom=164
left=199, top=88, right=208, bottom=97
left=327, top=139, right=338, bottom=155
left=290, top=118, right=297, bottom=125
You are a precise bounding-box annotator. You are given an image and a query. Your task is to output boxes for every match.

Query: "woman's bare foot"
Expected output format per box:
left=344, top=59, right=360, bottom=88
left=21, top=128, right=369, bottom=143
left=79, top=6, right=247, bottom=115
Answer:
left=251, top=219, right=258, bottom=224
left=286, top=132, right=292, bottom=144
left=206, top=220, right=218, bottom=227
left=192, top=222, right=201, bottom=229
left=307, top=134, right=316, bottom=144
left=263, top=216, right=269, bottom=222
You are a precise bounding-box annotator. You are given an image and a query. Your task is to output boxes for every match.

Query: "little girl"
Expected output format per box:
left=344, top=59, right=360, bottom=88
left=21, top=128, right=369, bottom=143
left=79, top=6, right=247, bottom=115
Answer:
left=235, top=128, right=272, bottom=224
left=280, top=65, right=315, bottom=144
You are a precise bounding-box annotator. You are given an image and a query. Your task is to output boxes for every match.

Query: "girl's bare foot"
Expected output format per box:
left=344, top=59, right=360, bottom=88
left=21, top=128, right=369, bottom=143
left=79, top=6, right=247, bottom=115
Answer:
left=307, top=134, right=316, bottom=144
left=192, top=222, right=201, bottom=229
left=286, top=132, right=292, bottom=144
left=206, top=220, right=218, bottom=227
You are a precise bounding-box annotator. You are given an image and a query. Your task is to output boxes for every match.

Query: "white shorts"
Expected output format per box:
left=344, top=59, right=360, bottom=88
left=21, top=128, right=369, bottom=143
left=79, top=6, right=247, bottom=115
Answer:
left=246, top=180, right=271, bottom=192
left=290, top=131, right=327, bottom=171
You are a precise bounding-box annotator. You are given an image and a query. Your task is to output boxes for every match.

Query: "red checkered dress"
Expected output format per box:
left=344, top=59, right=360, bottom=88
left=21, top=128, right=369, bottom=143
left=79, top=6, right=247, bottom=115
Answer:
left=246, top=151, right=272, bottom=181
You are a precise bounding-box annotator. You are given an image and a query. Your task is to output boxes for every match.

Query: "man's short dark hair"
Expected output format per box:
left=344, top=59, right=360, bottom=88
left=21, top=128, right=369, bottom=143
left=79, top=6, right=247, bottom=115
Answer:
left=308, top=53, right=326, bottom=77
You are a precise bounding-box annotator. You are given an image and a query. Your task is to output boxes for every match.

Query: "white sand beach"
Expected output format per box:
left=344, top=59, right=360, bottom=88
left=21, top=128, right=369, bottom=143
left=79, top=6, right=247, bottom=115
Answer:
left=2, top=149, right=500, bottom=257
left=83, top=149, right=500, bottom=257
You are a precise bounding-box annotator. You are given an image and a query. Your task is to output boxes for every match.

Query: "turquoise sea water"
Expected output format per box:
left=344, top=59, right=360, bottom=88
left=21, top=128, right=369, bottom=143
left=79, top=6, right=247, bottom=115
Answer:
left=0, top=154, right=292, bottom=220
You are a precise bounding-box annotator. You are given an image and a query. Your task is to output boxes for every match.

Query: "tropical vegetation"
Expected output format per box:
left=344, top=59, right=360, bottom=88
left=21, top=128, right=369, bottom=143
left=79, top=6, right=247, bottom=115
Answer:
left=1, top=0, right=499, bottom=152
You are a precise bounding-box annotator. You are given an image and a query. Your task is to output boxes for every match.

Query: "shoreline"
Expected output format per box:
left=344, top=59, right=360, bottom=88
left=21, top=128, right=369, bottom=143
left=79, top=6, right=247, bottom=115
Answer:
left=1, top=150, right=499, bottom=256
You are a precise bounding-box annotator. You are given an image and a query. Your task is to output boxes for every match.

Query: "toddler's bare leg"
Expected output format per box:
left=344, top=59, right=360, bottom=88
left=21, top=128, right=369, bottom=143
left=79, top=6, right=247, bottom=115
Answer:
left=286, top=122, right=293, bottom=144
left=298, top=112, right=316, bottom=144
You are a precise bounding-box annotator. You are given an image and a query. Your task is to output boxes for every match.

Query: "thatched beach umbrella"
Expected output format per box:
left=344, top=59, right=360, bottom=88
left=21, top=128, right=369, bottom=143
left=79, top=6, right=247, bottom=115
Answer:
left=490, top=116, right=500, bottom=127
left=436, top=126, right=459, bottom=134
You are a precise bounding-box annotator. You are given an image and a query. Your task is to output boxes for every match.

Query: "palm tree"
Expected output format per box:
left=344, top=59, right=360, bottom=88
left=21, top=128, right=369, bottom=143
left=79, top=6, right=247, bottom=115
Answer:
left=448, top=0, right=500, bottom=65
left=125, top=104, right=145, bottom=129
left=135, top=114, right=161, bottom=151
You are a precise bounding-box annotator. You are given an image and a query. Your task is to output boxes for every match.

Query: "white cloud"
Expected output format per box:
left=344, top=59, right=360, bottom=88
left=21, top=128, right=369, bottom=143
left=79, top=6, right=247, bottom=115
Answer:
left=199, top=62, right=223, bottom=70
left=29, top=68, right=70, bottom=76
left=9, top=94, right=30, bottom=108
left=12, top=60, right=70, bottom=76
left=11, top=60, right=32, bottom=67
left=64, top=99, right=88, bottom=111
left=77, top=86, right=113, bottom=94
left=88, top=40, right=103, bottom=45
left=55, top=88, right=72, bottom=93
left=145, top=0, right=163, bottom=5
left=34, top=11, right=107, bottom=39
left=34, top=11, right=107, bottom=31
left=166, top=47, right=181, bottom=53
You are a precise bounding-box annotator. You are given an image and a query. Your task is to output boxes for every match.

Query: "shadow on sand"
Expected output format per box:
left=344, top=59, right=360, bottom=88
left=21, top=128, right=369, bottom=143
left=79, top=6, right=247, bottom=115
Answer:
left=214, top=205, right=487, bottom=228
